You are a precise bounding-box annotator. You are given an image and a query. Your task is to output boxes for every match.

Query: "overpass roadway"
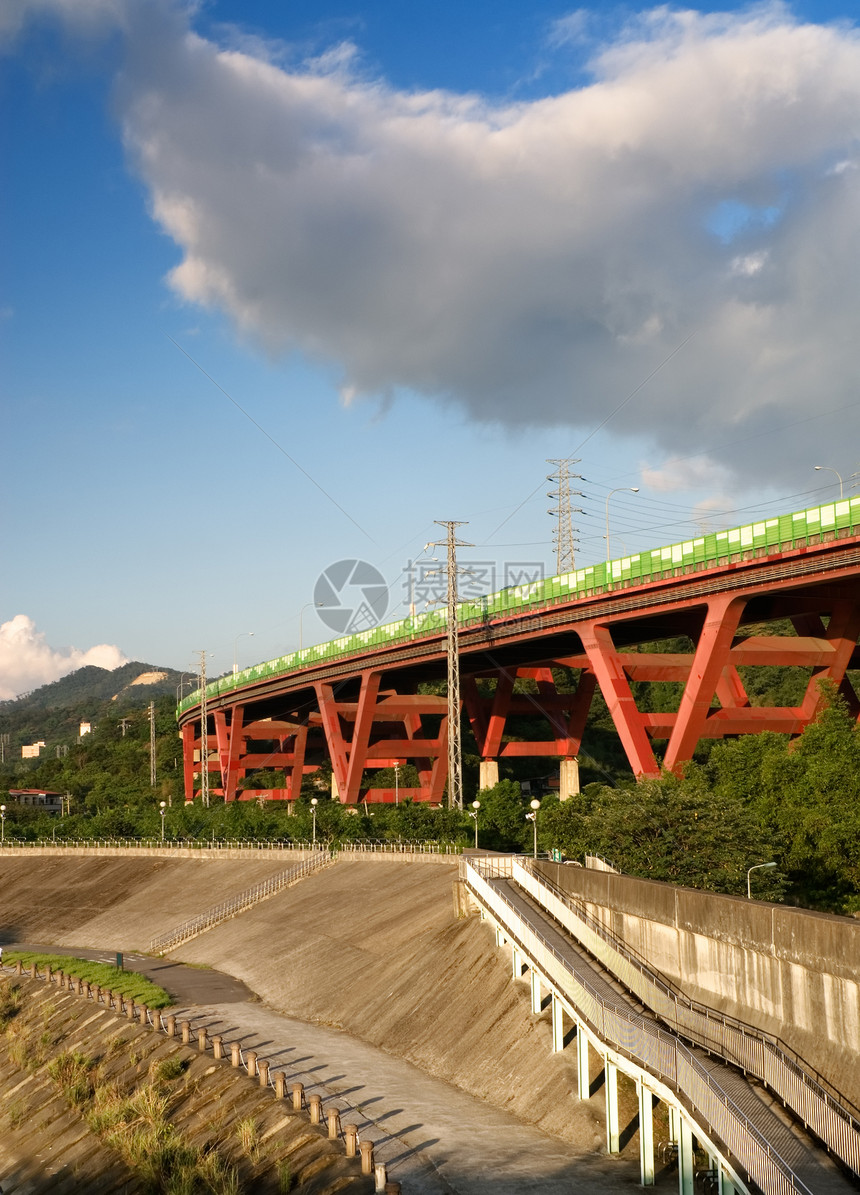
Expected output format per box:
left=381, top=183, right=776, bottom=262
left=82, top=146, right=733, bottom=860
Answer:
left=178, top=498, right=860, bottom=801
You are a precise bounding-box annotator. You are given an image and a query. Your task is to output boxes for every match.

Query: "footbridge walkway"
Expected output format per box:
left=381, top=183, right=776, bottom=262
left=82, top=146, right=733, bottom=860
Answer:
left=461, top=855, right=860, bottom=1195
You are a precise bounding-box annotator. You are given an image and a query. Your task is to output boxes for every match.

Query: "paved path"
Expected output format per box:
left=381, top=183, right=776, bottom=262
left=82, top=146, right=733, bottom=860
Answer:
left=6, top=942, right=643, bottom=1194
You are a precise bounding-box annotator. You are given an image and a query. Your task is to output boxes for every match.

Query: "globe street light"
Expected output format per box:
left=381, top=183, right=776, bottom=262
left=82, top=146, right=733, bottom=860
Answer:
left=746, top=861, right=777, bottom=899
left=525, top=798, right=541, bottom=858
left=605, top=488, right=639, bottom=561
left=813, top=466, right=844, bottom=499
left=468, top=799, right=481, bottom=849
left=233, top=632, right=254, bottom=677
left=0, top=804, right=5, bottom=845
left=159, top=800, right=167, bottom=843
left=310, top=797, right=318, bottom=847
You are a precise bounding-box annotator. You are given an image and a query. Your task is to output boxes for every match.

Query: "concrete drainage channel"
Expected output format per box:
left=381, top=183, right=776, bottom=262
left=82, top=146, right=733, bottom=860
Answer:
left=1, top=960, right=396, bottom=1194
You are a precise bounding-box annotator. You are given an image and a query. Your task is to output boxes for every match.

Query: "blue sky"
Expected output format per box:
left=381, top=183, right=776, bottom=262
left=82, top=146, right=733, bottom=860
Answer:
left=3, top=0, right=860, bottom=696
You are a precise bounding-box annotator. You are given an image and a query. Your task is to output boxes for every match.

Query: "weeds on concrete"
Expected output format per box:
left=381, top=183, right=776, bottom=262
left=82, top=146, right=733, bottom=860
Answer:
left=7, top=1097, right=25, bottom=1128
left=0, top=977, right=22, bottom=1029
left=48, top=1050, right=96, bottom=1107
left=153, top=1055, right=186, bottom=1082
left=277, top=1159, right=293, bottom=1193
left=236, top=1116, right=260, bottom=1161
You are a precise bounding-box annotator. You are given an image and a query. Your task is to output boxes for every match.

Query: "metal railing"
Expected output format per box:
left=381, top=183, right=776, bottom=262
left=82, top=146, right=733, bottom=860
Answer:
left=464, top=858, right=815, bottom=1195
left=507, top=858, right=860, bottom=1176
left=149, top=850, right=332, bottom=953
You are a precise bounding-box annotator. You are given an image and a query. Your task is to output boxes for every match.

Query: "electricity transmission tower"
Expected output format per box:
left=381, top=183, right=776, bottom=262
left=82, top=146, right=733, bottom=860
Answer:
left=428, top=520, right=473, bottom=810
left=546, top=458, right=583, bottom=573
left=193, top=650, right=210, bottom=806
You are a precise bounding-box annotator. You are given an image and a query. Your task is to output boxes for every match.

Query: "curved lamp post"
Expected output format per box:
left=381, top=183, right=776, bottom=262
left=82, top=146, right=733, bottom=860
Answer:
left=159, top=800, right=167, bottom=842
left=299, top=604, right=324, bottom=651
left=525, top=798, right=541, bottom=858
left=813, top=466, right=843, bottom=499
left=393, top=762, right=400, bottom=806
left=605, top=487, right=639, bottom=560
left=746, top=861, right=777, bottom=899
left=233, top=632, right=254, bottom=677
left=468, top=799, right=481, bottom=849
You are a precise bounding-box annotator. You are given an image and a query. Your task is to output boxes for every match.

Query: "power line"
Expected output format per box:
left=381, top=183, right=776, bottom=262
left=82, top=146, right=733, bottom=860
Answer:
left=166, top=335, right=374, bottom=543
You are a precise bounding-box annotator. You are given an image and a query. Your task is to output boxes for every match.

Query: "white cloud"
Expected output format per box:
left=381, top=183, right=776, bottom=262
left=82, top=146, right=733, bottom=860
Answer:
left=12, top=1, right=860, bottom=486
left=0, top=615, right=127, bottom=700
left=640, top=456, right=730, bottom=494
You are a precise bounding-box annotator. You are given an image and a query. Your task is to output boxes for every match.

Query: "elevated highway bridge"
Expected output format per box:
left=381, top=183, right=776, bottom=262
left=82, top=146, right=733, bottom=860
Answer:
left=178, top=498, right=860, bottom=803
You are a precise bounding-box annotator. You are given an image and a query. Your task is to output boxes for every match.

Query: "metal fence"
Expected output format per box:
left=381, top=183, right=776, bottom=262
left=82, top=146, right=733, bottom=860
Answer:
left=507, top=858, right=860, bottom=1176
left=149, top=850, right=333, bottom=953
left=464, top=858, right=815, bottom=1195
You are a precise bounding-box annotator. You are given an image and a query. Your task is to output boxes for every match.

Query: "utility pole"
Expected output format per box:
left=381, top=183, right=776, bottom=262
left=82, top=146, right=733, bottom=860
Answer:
left=546, top=458, right=583, bottom=574
left=0, top=734, right=9, bottom=764
left=193, top=650, right=210, bottom=806
left=428, top=520, right=472, bottom=810
left=149, top=701, right=157, bottom=788
left=119, top=717, right=132, bottom=737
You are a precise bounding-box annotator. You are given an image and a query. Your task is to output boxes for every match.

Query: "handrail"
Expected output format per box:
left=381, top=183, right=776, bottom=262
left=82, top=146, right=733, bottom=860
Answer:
left=464, top=858, right=814, bottom=1195
left=520, top=860, right=860, bottom=1127
left=149, top=850, right=332, bottom=953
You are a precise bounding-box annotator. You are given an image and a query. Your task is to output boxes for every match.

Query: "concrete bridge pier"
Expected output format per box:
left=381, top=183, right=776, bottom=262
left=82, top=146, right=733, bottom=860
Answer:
left=576, top=1022, right=590, bottom=1099
left=559, top=757, right=580, bottom=801
left=479, top=760, right=499, bottom=790
left=530, top=969, right=542, bottom=1015
left=677, top=1116, right=695, bottom=1195
left=551, top=992, right=565, bottom=1052
left=637, top=1079, right=655, bottom=1186
left=511, top=946, right=526, bottom=981
left=604, top=1059, right=620, bottom=1154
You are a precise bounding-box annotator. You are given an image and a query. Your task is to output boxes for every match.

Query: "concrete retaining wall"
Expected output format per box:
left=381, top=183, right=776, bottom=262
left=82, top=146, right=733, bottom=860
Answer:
left=535, top=862, right=860, bottom=1112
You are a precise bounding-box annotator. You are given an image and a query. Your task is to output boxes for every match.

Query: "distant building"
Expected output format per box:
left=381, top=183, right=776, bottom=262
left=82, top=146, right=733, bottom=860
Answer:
left=79, top=722, right=92, bottom=738
left=21, top=741, right=46, bottom=759
left=7, top=789, right=63, bottom=814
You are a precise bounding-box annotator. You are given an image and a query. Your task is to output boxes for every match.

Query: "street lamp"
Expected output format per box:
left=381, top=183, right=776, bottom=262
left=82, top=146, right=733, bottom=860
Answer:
left=605, top=487, right=639, bottom=561
left=525, top=798, right=541, bottom=858
left=233, top=632, right=254, bottom=677
left=159, top=801, right=167, bottom=842
left=310, top=797, right=318, bottom=847
left=393, top=762, right=400, bottom=806
left=468, top=799, right=481, bottom=849
left=813, top=466, right=844, bottom=499
left=0, top=804, right=5, bottom=845
left=746, top=861, right=777, bottom=899
left=299, top=603, right=324, bottom=650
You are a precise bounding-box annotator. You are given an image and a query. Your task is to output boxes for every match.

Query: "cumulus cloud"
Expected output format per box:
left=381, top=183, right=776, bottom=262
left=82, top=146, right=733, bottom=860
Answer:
left=0, top=615, right=127, bottom=700
left=13, top=1, right=860, bottom=485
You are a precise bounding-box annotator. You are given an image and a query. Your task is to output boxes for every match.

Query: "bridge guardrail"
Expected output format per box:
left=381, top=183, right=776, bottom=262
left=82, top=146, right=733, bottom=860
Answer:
left=509, top=858, right=860, bottom=1176
left=149, top=850, right=333, bottom=953
left=464, top=857, right=813, bottom=1195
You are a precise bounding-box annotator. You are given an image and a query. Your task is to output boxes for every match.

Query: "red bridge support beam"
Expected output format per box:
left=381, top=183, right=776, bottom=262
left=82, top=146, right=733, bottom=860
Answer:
left=578, top=622, right=662, bottom=778
left=663, top=595, right=747, bottom=772
left=315, top=674, right=449, bottom=803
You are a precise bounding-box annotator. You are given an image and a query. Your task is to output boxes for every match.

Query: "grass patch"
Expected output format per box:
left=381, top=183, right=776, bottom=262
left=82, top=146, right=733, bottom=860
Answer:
left=0, top=977, right=22, bottom=1030
left=4, top=952, right=171, bottom=1009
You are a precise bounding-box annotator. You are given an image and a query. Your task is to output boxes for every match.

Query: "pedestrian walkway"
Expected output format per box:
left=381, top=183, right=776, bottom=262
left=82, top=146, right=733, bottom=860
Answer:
left=490, top=878, right=855, bottom=1195
left=4, top=943, right=642, bottom=1194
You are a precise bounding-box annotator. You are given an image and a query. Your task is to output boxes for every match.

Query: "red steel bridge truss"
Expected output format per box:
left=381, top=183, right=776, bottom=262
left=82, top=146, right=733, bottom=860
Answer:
left=179, top=532, right=860, bottom=803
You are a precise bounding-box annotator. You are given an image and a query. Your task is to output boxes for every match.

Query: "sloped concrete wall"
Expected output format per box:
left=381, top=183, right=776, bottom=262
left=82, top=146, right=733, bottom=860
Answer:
left=536, top=863, right=860, bottom=1111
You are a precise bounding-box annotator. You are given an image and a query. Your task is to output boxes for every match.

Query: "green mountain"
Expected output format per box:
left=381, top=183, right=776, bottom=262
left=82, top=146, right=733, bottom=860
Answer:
left=0, top=662, right=188, bottom=758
